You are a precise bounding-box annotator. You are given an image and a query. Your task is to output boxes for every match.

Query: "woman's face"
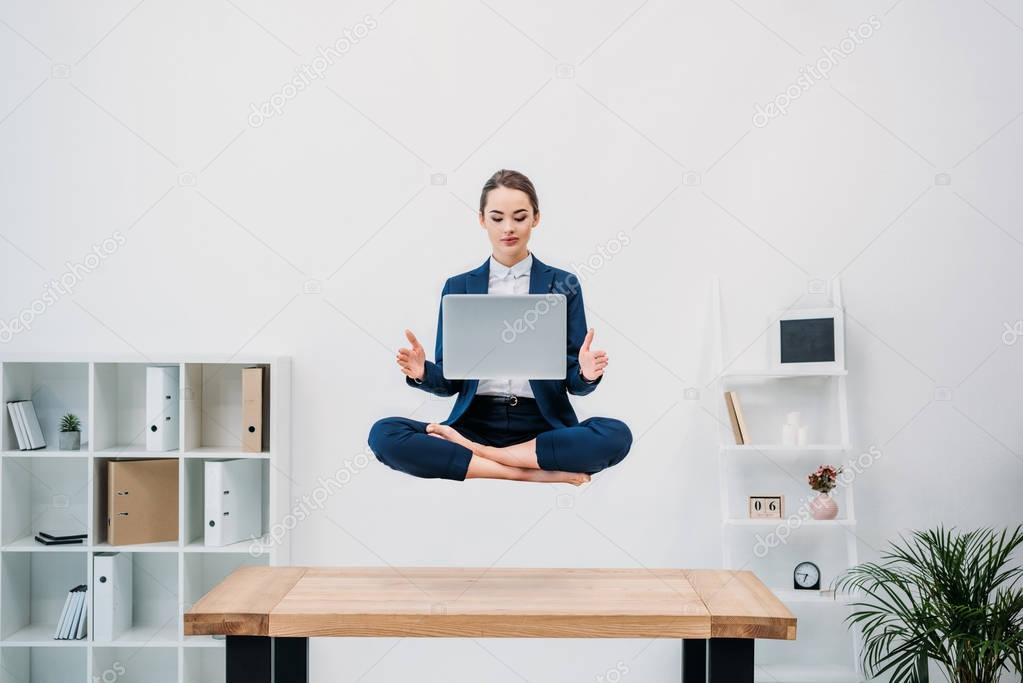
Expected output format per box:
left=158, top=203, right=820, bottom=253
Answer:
left=479, top=186, right=539, bottom=262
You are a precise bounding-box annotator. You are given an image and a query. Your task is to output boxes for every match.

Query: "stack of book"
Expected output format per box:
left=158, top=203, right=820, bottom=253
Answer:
left=54, top=585, right=88, bottom=640
left=6, top=400, right=46, bottom=450
left=35, top=530, right=87, bottom=546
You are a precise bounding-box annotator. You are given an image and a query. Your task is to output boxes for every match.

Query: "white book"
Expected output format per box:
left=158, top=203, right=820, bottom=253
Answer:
left=61, top=591, right=83, bottom=639
left=20, top=401, right=46, bottom=450
left=71, top=590, right=86, bottom=638
left=74, top=589, right=88, bottom=639
left=57, top=590, right=76, bottom=639
left=94, top=553, right=132, bottom=641
left=13, top=403, right=29, bottom=449
left=7, top=402, right=28, bottom=450
left=53, top=590, right=74, bottom=639
left=61, top=591, right=78, bottom=639
left=205, top=459, right=263, bottom=547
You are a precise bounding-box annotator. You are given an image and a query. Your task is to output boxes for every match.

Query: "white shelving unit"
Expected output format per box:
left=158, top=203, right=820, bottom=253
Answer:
left=711, top=278, right=864, bottom=682
left=0, top=354, right=292, bottom=683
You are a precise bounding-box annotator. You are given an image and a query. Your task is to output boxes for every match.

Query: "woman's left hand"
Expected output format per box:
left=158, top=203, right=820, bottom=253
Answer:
left=578, top=327, right=608, bottom=381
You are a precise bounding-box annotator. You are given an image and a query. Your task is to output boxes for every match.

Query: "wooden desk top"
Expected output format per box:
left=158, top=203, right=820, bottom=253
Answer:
left=184, top=567, right=796, bottom=640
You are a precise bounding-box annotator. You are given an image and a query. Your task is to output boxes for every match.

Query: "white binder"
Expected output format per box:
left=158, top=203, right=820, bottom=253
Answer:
left=204, top=459, right=262, bottom=547
left=146, top=365, right=179, bottom=451
left=93, top=552, right=132, bottom=641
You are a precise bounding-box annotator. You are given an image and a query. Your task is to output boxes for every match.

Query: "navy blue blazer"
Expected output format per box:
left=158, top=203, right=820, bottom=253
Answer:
left=406, top=253, right=602, bottom=428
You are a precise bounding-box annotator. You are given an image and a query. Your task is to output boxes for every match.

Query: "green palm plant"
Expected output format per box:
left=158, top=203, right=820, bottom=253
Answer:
left=834, top=525, right=1023, bottom=683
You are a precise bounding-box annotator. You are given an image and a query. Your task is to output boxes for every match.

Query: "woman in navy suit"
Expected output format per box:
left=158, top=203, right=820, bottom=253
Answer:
left=368, top=170, right=632, bottom=484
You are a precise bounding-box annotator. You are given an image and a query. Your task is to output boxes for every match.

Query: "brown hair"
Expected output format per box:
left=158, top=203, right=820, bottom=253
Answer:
left=479, top=169, right=539, bottom=215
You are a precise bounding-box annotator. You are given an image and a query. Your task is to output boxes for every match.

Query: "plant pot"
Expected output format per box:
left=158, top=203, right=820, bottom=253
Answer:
left=809, top=492, right=838, bottom=520
left=59, top=431, right=81, bottom=451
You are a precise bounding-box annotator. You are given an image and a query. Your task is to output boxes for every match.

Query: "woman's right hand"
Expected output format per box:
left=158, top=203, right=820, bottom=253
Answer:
left=397, top=328, right=426, bottom=381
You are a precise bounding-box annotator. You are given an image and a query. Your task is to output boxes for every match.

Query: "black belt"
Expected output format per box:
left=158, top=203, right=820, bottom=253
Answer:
left=473, top=394, right=537, bottom=407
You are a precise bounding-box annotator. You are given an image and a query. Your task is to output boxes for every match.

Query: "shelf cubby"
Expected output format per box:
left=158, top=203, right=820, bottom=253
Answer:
left=92, top=646, right=177, bottom=683
left=90, top=551, right=179, bottom=645
left=720, top=374, right=844, bottom=446
left=2, top=456, right=89, bottom=546
left=1, top=551, right=87, bottom=643
left=182, top=457, right=268, bottom=550
left=91, top=457, right=180, bottom=549
left=182, top=363, right=270, bottom=454
left=183, top=646, right=225, bottom=682
left=1, top=646, right=87, bottom=682
left=723, top=457, right=854, bottom=523
left=754, top=606, right=862, bottom=681
left=91, top=362, right=173, bottom=455
left=2, top=362, right=89, bottom=453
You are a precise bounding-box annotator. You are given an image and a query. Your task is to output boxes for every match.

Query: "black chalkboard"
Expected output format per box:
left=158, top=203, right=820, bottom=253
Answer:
left=780, top=317, right=835, bottom=363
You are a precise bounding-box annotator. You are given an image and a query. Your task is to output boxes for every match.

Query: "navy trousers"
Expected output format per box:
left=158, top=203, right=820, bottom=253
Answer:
left=368, top=396, right=632, bottom=481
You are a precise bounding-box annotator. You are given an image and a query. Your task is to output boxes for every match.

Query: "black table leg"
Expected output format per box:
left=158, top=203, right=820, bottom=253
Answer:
left=275, top=637, right=309, bottom=683
left=682, top=639, right=706, bottom=681
left=227, top=636, right=309, bottom=683
left=708, top=638, right=753, bottom=682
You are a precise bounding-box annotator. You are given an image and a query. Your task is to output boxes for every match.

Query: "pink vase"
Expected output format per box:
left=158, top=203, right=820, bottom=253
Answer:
left=809, top=492, right=838, bottom=520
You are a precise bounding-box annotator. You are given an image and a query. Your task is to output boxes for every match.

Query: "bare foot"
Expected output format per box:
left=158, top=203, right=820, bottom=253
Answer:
left=465, top=455, right=591, bottom=486
left=531, top=470, right=590, bottom=486
left=426, top=423, right=482, bottom=453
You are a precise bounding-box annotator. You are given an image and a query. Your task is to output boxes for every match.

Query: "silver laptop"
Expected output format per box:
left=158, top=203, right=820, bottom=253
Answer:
left=442, top=294, right=567, bottom=379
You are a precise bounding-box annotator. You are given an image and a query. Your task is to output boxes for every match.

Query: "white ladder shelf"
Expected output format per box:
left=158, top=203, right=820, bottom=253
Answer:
left=710, top=276, right=865, bottom=682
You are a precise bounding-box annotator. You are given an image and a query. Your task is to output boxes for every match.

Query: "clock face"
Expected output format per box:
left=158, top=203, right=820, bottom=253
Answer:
left=793, top=562, right=820, bottom=588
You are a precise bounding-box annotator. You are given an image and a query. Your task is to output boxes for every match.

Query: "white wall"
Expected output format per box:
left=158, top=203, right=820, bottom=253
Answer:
left=2, top=0, right=1022, bottom=680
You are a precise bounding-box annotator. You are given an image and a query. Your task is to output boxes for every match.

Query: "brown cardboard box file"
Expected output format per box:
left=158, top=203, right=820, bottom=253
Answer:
left=241, top=366, right=270, bottom=452
left=107, top=459, right=178, bottom=545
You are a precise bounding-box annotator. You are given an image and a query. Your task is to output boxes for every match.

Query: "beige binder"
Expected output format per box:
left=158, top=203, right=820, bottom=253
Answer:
left=107, top=459, right=178, bottom=545
left=241, top=367, right=269, bottom=452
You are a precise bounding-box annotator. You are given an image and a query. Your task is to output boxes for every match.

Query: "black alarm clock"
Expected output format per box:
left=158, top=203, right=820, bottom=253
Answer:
left=793, top=561, right=821, bottom=590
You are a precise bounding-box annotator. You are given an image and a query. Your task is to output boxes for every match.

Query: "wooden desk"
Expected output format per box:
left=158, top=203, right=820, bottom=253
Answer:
left=185, top=567, right=796, bottom=682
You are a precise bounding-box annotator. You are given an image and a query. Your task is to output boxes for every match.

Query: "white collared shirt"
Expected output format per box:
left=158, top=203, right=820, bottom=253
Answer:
left=476, top=252, right=536, bottom=399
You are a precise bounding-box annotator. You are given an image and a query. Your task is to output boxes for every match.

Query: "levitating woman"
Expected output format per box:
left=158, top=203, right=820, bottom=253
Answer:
left=367, top=169, right=632, bottom=484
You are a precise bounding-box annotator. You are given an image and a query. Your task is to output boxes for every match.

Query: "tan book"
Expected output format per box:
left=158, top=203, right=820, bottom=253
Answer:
left=730, top=391, right=751, bottom=444
left=724, top=391, right=744, bottom=444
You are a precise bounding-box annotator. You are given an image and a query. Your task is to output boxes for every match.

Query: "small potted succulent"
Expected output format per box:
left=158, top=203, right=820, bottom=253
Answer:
left=58, top=412, right=82, bottom=451
left=807, top=464, right=843, bottom=520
